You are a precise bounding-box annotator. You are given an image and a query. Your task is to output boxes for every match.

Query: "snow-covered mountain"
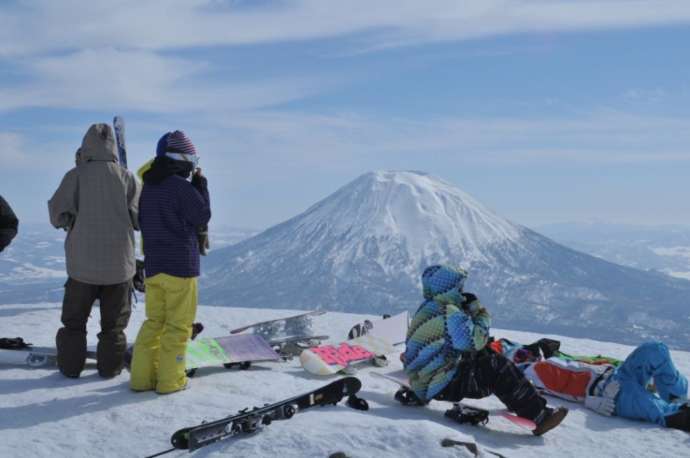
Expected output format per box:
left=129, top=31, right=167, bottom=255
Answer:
left=202, top=171, right=690, bottom=350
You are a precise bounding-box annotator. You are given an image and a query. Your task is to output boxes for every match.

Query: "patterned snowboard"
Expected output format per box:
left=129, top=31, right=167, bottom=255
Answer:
left=185, top=334, right=281, bottom=370
left=300, top=334, right=396, bottom=376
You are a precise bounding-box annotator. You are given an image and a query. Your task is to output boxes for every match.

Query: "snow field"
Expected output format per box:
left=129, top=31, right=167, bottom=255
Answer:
left=1, top=303, right=689, bottom=457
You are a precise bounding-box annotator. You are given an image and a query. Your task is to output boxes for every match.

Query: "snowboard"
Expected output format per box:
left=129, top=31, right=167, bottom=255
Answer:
left=113, top=115, right=128, bottom=168
left=228, top=310, right=326, bottom=340
left=185, top=334, right=281, bottom=373
left=155, top=376, right=368, bottom=454
left=124, top=331, right=282, bottom=376
left=300, top=334, right=396, bottom=376
left=372, top=369, right=537, bottom=431
left=0, top=338, right=96, bottom=367
left=347, top=311, right=409, bottom=345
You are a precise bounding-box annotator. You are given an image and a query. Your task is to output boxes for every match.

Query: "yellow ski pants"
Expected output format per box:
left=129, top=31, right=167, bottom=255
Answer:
left=129, top=273, right=197, bottom=394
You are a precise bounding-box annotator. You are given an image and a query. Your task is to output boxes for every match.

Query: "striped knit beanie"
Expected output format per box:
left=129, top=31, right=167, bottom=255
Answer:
left=156, top=130, right=198, bottom=158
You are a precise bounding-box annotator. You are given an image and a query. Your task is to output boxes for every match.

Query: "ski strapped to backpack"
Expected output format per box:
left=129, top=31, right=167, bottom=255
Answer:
left=113, top=115, right=128, bottom=169
left=146, top=377, right=368, bottom=457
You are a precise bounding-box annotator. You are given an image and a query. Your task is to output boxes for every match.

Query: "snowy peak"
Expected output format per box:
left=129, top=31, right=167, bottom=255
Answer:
left=293, top=171, right=523, bottom=261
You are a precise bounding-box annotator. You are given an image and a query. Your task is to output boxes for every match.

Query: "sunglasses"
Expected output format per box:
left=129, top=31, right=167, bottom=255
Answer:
left=166, top=152, right=199, bottom=167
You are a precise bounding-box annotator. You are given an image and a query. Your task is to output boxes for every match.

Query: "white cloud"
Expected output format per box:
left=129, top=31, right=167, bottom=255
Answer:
left=3, top=1, right=690, bottom=113
left=0, top=132, right=29, bottom=167
left=2, top=1, right=690, bottom=56
left=623, top=88, right=667, bottom=103
left=0, top=131, right=81, bottom=171
left=7, top=109, right=689, bottom=176
left=0, top=48, right=330, bottom=113
left=188, top=110, right=690, bottom=176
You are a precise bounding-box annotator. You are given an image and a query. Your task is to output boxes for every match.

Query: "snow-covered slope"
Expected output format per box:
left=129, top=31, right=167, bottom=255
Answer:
left=0, top=303, right=688, bottom=458
left=202, top=171, right=690, bottom=350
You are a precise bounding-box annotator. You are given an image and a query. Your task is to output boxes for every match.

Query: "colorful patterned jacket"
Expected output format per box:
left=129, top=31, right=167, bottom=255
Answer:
left=403, top=265, right=491, bottom=402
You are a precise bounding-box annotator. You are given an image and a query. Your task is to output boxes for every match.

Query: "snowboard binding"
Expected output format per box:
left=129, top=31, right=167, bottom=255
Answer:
left=444, top=403, right=489, bottom=426
left=283, top=315, right=314, bottom=338
left=0, top=337, right=31, bottom=350
left=345, top=394, right=369, bottom=411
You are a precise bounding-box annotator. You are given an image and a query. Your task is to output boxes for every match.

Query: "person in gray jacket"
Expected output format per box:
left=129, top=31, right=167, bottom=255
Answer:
left=48, top=123, right=141, bottom=378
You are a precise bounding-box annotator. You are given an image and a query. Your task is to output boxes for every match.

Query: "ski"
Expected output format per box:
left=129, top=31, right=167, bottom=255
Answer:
left=149, top=377, right=367, bottom=456
left=113, top=115, right=127, bottom=168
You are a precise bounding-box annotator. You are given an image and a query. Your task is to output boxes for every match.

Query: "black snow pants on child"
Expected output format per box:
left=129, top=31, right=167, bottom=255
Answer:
left=436, top=348, right=547, bottom=421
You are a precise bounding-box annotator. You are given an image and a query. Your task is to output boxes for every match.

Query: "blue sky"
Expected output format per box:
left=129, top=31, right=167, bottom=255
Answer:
left=2, top=0, right=690, bottom=230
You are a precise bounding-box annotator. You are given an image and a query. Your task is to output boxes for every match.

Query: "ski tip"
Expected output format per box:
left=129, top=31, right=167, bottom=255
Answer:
left=170, top=427, right=191, bottom=450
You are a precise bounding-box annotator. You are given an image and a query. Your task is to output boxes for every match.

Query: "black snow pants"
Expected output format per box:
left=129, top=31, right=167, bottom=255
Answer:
left=435, top=348, right=547, bottom=421
left=56, top=277, right=132, bottom=378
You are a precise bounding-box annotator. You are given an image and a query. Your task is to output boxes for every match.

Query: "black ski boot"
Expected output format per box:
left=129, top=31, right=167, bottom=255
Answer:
left=532, top=406, right=568, bottom=436
left=665, top=405, right=690, bottom=432
left=394, top=387, right=427, bottom=406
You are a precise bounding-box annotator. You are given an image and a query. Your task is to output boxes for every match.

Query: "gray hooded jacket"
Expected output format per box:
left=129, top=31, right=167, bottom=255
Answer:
left=48, top=123, right=141, bottom=285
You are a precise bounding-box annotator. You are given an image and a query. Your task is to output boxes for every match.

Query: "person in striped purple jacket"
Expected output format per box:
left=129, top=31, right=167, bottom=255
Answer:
left=130, top=130, right=211, bottom=394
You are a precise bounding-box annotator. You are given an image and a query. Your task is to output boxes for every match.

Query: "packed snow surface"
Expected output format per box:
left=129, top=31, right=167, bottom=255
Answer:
left=1, top=303, right=689, bottom=458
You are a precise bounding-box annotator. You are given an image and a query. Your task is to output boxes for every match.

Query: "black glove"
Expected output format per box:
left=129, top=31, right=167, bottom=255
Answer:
left=132, top=259, right=146, bottom=293
left=197, top=228, right=209, bottom=255
left=191, top=172, right=207, bottom=192
left=460, top=292, right=479, bottom=313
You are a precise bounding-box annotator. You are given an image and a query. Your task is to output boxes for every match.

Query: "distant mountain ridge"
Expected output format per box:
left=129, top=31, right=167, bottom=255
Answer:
left=0, top=223, right=258, bottom=303
left=536, top=221, right=690, bottom=281
left=202, top=171, right=690, bottom=350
